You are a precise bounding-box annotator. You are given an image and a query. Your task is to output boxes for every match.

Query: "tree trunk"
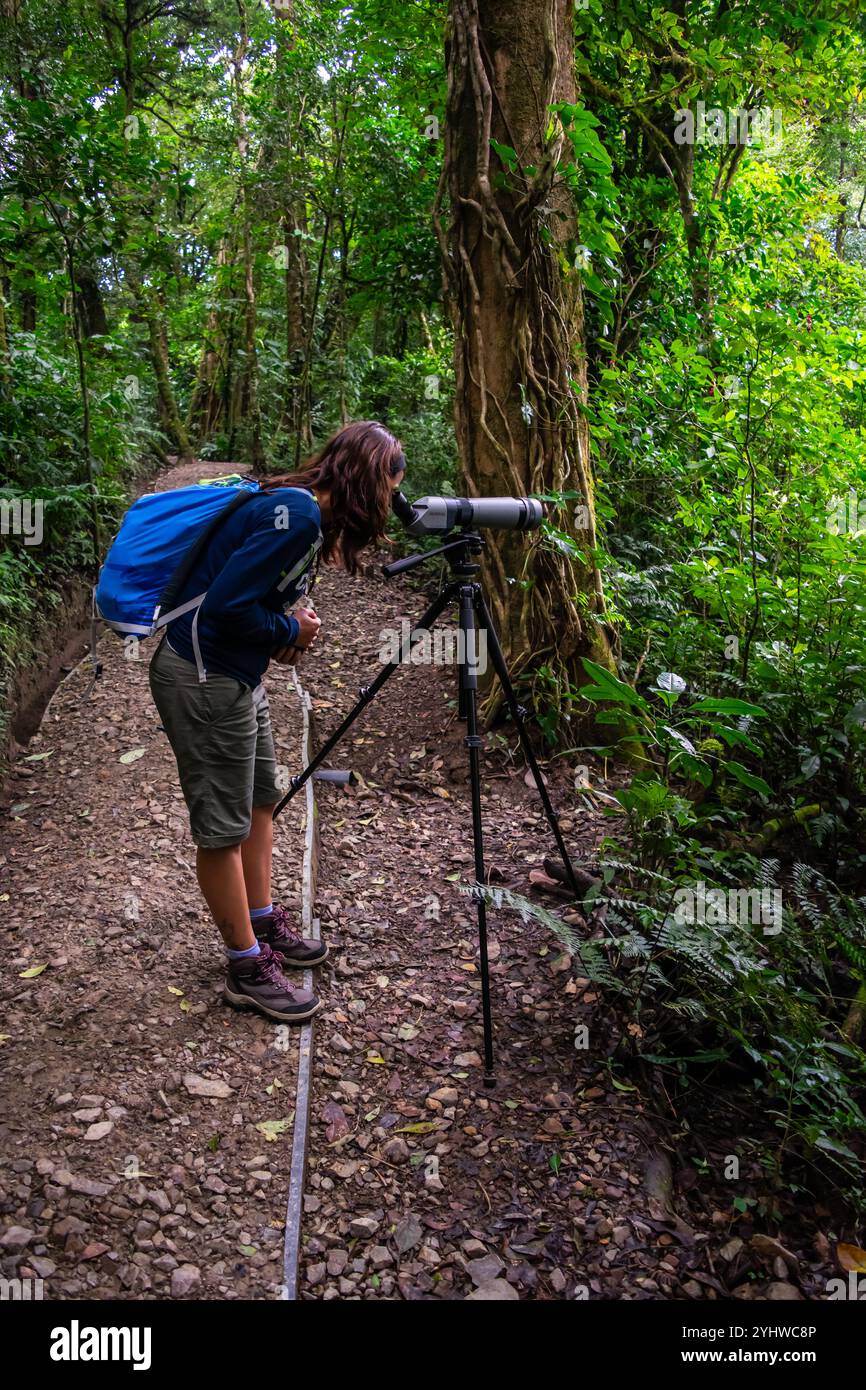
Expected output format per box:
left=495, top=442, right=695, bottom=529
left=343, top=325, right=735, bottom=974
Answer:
left=19, top=255, right=37, bottom=331
left=232, top=0, right=264, bottom=469
left=0, top=270, right=11, bottom=400
left=141, top=283, right=193, bottom=460
left=284, top=203, right=308, bottom=356
left=835, top=141, right=848, bottom=259
left=186, top=238, right=234, bottom=442
left=282, top=201, right=311, bottom=443
left=9, top=5, right=37, bottom=331
left=116, top=15, right=191, bottom=461
left=436, top=0, right=614, bottom=721
left=72, top=265, right=109, bottom=338
left=268, top=0, right=312, bottom=450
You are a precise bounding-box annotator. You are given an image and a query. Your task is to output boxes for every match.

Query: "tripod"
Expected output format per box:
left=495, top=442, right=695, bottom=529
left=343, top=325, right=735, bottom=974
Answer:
left=273, top=530, right=584, bottom=1087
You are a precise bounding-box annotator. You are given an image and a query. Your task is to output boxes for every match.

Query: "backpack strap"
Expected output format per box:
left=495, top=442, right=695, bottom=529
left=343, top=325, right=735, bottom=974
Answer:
left=153, top=591, right=208, bottom=629
left=276, top=534, right=323, bottom=593
left=190, top=602, right=207, bottom=684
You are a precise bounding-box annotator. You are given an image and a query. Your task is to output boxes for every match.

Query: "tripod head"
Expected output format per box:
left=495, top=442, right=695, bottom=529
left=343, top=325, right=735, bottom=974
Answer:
left=382, top=529, right=485, bottom=581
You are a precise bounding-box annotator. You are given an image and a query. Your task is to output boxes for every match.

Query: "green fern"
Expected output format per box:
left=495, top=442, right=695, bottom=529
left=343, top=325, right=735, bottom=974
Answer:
left=793, top=862, right=866, bottom=978
left=464, top=882, right=620, bottom=989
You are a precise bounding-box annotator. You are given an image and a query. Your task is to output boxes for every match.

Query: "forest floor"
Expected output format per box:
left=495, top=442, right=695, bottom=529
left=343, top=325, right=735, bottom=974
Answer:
left=0, top=461, right=842, bottom=1302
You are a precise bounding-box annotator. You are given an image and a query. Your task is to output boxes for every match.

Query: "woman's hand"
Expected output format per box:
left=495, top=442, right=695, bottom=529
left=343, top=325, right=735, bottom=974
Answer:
left=273, top=608, right=321, bottom=666
left=294, top=607, right=322, bottom=650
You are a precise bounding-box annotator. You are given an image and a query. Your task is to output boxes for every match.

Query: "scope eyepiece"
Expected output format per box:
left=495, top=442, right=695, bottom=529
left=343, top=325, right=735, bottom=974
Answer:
left=391, top=489, right=418, bottom=527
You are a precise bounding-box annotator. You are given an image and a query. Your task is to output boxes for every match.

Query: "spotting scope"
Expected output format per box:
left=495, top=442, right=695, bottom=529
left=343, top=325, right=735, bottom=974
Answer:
left=392, top=490, right=544, bottom=535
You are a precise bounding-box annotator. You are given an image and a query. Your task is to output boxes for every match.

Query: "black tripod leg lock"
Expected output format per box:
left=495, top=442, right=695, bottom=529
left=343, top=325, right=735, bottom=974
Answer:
left=357, top=685, right=376, bottom=704
left=464, top=734, right=484, bottom=748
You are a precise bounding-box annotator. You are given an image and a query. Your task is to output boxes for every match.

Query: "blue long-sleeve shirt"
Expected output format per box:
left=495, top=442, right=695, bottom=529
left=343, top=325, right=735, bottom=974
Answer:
left=167, top=487, right=322, bottom=688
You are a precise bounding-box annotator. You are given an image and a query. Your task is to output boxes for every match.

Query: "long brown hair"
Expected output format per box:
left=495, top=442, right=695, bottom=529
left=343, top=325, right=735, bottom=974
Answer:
left=262, top=421, right=404, bottom=574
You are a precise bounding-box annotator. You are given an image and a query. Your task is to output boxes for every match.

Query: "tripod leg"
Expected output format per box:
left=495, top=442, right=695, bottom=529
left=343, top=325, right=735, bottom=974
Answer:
left=458, top=584, right=496, bottom=1088
left=273, top=580, right=458, bottom=820
left=475, top=590, right=585, bottom=904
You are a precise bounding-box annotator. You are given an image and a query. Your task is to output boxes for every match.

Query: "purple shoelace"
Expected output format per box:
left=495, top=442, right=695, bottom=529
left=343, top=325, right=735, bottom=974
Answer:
left=268, top=904, right=304, bottom=947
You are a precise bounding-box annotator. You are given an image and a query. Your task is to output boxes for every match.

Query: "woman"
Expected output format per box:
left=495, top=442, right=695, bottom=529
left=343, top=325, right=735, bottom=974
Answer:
left=149, top=421, right=406, bottom=1023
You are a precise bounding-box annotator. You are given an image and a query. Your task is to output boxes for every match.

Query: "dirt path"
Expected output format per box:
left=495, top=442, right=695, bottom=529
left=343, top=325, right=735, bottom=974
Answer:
left=0, top=462, right=308, bottom=1300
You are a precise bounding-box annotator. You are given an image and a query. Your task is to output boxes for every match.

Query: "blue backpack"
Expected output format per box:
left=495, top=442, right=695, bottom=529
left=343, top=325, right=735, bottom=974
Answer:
left=95, top=478, right=261, bottom=643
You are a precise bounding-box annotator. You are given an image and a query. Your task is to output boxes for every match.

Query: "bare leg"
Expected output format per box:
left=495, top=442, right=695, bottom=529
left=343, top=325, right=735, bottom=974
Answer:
left=241, top=803, right=277, bottom=911
left=196, top=845, right=255, bottom=951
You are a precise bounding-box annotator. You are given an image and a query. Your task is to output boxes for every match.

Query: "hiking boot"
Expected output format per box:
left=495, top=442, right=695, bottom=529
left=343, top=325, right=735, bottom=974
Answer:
left=224, top=942, right=321, bottom=1022
left=254, top=903, right=329, bottom=968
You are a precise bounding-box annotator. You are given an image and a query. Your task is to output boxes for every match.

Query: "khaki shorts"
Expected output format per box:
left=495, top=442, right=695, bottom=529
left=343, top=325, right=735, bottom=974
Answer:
left=149, top=640, right=281, bottom=848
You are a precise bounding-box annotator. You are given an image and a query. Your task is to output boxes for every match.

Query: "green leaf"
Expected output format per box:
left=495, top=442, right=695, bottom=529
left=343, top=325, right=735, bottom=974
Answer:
left=690, top=698, right=766, bottom=718
left=581, top=658, right=648, bottom=711
left=490, top=139, right=518, bottom=167
left=723, top=760, right=772, bottom=797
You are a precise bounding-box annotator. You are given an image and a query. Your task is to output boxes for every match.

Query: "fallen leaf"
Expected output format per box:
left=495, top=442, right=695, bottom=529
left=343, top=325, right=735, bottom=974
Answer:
left=256, top=1117, right=294, bottom=1142
left=119, top=748, right=146, bottom=765
left=393, top=1213, right=423, bottom=1254
left=838, top=1243, right=866, bottom=1274
left=323, top=1101, right=350, bottom=1143
left=19, top=964, right=47, bottom=979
